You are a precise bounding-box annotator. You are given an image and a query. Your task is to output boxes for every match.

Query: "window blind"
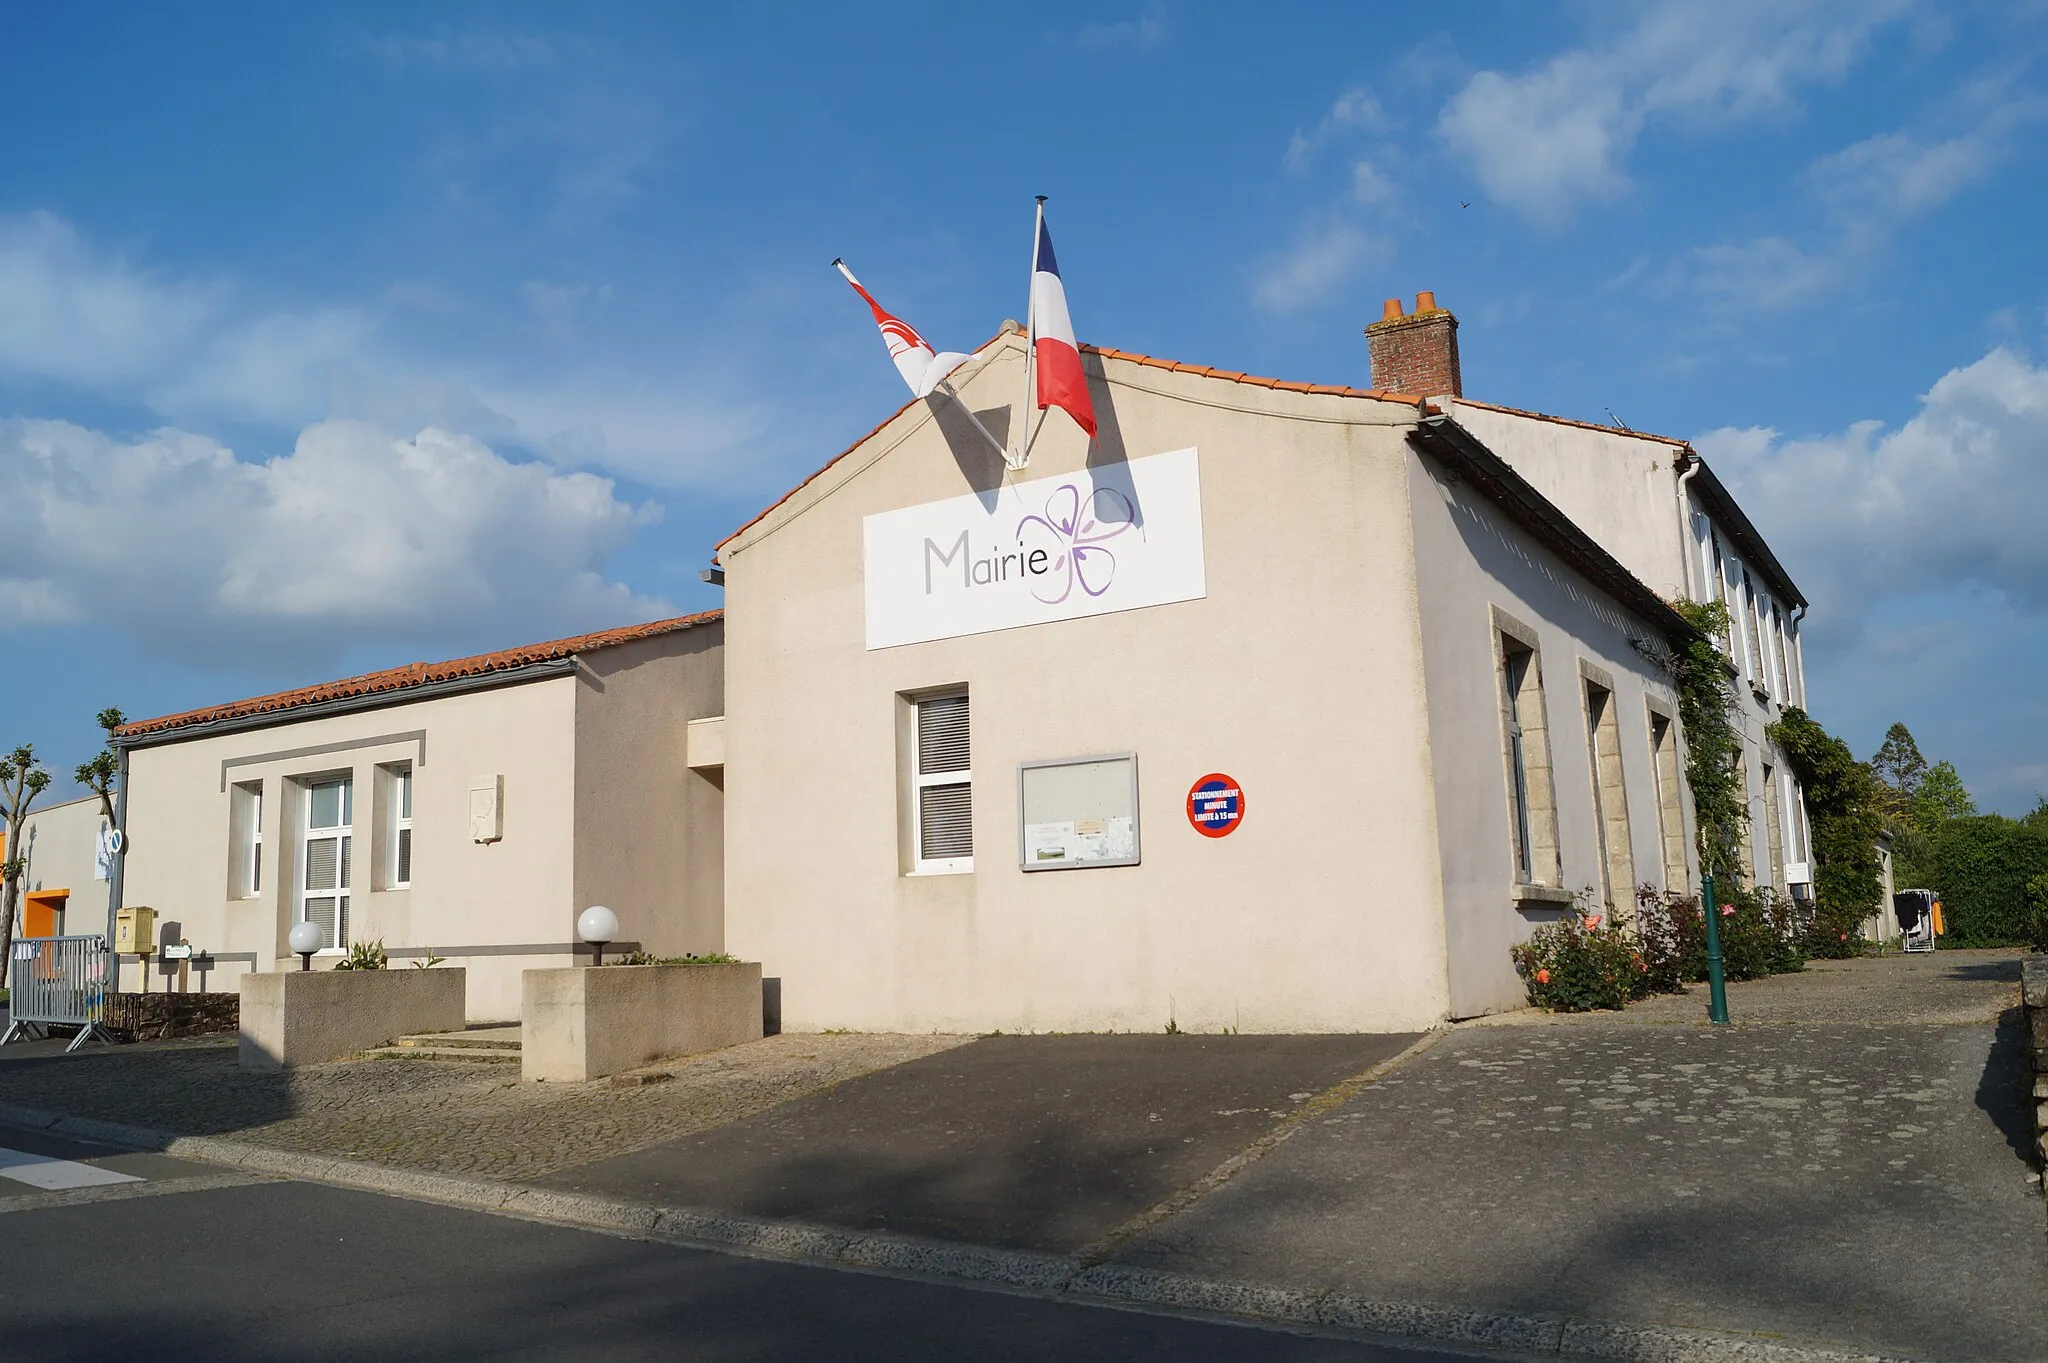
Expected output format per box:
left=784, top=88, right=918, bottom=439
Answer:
left=919, top=783, right=973, bottom=860
left=917, top=694, right=970, bottom=775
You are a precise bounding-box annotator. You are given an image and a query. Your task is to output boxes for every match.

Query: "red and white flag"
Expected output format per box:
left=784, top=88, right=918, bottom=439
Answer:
left=1029, top=208, right=1096, bottom=438
left=834, top=260, right=968, bottom=398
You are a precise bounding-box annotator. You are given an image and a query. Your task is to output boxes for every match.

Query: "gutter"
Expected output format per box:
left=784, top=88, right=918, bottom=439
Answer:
left=1409, top=416, right=1699, bottom=645
left=112, top=657, right=582, bottom=752
left=1674, top=449, right=1704, bottom=600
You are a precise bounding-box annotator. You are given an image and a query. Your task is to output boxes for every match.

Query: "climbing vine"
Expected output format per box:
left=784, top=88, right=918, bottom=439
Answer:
left=1767, top=707, right=1883, bottom=955
left=1668, top=600, right=1747, bottom=885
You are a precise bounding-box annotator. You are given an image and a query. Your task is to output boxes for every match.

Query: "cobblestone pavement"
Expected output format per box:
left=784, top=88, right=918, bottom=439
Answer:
left=0, top=1033, right=967, bottom=1180
left=1112, top=951, right=2046, bottom=1362
left=1470, top=946, right=2022, bottom=1028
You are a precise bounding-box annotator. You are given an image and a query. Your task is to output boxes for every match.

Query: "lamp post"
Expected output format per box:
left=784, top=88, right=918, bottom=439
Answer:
left=288, top=920, right=323, bottom=972
left=1700, top=874, right=1730, bottom=1025
left=577, top=905, right=618, bottom=967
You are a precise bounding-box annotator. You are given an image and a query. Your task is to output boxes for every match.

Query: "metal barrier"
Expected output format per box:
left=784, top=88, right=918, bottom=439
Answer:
left=1, top=934, right=116, bottom=1053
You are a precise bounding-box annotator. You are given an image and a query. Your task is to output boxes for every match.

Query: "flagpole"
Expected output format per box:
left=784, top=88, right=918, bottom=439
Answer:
left=934, top=382, right=1012, bottom=462
left=1013, top=195, right=1046, bottom=470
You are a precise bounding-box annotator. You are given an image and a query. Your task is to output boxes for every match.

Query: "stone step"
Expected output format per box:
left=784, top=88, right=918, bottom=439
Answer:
left=367, top=1044, right=521, bottom=1064
left=394, top=1027, right=522, bottom=1051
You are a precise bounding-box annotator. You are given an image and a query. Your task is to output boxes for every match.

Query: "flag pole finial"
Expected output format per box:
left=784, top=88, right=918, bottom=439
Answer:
left=830, top=257, right=843, bottom=267
left=1035, top=194, right=1048, bottom=204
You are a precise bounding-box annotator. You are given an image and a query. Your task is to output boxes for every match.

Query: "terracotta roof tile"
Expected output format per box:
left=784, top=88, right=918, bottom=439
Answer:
left=118, top=610, right=722, bottom=740
left=716, top=337, right=1427, bottom=554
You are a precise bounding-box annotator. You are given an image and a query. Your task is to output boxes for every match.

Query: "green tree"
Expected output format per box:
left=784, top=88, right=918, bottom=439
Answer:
left=1768, top=708, right=1883, bottom=954
left=1911, top=759, right=1976, bottom=829
left=0, top=746, right=53, bottom=971
left=1869, top=722, right=1927, bottom=825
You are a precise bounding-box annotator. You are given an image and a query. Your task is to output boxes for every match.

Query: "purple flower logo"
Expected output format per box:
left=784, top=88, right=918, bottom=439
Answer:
left=1017, top=482, right=1135, bottom=604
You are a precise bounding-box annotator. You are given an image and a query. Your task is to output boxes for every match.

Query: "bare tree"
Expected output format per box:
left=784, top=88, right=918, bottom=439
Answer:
left=74, top=709, right=125, bottom=825
left=1, top=745, right=52, bottom=972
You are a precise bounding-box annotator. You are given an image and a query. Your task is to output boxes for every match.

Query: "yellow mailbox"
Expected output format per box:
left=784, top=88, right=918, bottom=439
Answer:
left=114, top=906, right=157, bottom=955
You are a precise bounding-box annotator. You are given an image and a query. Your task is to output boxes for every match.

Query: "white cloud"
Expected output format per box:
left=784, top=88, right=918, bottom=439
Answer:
left=1677, top=237, right=1843, bottom=307
left=1437, top=0, right=1908, bottom=224
left=0, top=213, right=778, bottom=493
left=1697, top=346, right=2048, bottom=627
left=1077, top=3, right=1170, bottom=52
left=0, top=416, right=668, bottom=667
left=1349, top=161, right=1398, bottom=209
left=1285, top=88, right=1391, bottom=173
left=1251, top=221, right=1383, bottom=313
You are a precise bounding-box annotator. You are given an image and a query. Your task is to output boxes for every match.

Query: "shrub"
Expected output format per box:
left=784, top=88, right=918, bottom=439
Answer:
left=1511, top=908, right=1651, bottom=1012
left=1634, top=886, right=1707, bottom=992
left=609, top=950, right=742, bottom=966
left=1713, top=885, right=1804, bottom=981
left=332, top=939, right=388, bottom=971
left=1925, top=816, right=2048, bottom=947
left=2023, top=874, right=2048, bottom=954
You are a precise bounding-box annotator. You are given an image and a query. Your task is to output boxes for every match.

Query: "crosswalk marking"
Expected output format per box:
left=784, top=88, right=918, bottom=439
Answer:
left=0, top=1147, right=144, bottom=1191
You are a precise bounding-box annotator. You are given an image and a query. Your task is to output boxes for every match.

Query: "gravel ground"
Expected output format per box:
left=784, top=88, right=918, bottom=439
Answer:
left=0, top=1032, right=968, bottom=1180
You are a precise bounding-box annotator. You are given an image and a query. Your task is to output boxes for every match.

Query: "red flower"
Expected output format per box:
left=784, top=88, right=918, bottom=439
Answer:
left=1535, top=968, right=1552, bottom=985
left=1585, top=914, right=1603, bottom=930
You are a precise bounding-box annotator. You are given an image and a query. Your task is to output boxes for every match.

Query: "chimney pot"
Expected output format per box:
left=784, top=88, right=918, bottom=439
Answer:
left=1364, top=290, right=1462, bottom=398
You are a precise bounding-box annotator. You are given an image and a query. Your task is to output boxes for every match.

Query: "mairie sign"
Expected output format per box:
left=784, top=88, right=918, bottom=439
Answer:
left=863, top=448, right=1206, bottom=650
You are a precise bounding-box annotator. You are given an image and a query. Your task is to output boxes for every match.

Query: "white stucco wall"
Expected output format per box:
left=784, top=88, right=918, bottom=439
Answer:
left=720, top=337, right=1455, bottom=1034
left=572, top=622, right=727, bottom=958
left=11, top=794, right=109, bottom=934
left=1449, top=402, right=1692, bottom=602
left=120, top=676, right=581, bottom=1019
left=1406, top=442, right=1694, bottom=1017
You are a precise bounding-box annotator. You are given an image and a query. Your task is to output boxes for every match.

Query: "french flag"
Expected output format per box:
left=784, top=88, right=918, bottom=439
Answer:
left=1031, top=210, right=1096, bottom=438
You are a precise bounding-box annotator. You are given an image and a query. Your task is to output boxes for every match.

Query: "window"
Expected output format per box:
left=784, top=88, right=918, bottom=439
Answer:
left=1709, top=531, right=1734, bottom=655
left=299, top=776, right=353, bottom=950
left=1583, top=678, right=1635, bottom=911
left=1762, top=762, right=1786, bottom=888
left=1742, top=571, right=1765, bottom=686
left=1771, top=602, right=1791, bottom=700
left=384, top=763, right=414, bottom=889
left=233, top=780, right=264, bottom=898
left=1647, top=710, right=1688, bottom=892
left=1498, top=628, right=1558, bottom=888
left=911, top=692, right=972, bottom=873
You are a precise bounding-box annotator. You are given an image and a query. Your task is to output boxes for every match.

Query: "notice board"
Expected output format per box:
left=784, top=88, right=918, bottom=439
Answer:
left=1018, top=754, right=1140, bottom=871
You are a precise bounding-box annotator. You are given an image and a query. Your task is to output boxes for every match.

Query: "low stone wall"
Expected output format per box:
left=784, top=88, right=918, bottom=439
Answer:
left=106, top=992, right=239, bottom=1041
left=522, top=962, right=763, bottom=1082
left=2026, top=956, right=2047, bottom=1167
left=238, top=968, right=467, bottom=1071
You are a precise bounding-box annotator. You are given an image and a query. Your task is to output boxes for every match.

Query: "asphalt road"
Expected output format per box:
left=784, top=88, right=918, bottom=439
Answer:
left=542, top=1032, right=1417, bottom=1252
left=0, top=1124, right=1504, bottom=1363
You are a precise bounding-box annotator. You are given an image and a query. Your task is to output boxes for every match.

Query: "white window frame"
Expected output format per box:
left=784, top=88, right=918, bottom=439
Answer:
left=298, top=776, right=353, bottom=952
left=235, top=780, right=264, bottom=899
left=390, top=764, right=413, bottom=890
left=910, top=692, right=973, bottom=875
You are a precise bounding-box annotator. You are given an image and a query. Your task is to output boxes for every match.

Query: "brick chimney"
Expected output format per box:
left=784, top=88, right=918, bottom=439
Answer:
left=1365, top=291, right=1461, bottom=398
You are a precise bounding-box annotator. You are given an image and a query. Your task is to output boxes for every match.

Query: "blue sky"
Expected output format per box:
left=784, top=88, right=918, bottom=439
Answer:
left=3, top=1, right=2046, bottom=810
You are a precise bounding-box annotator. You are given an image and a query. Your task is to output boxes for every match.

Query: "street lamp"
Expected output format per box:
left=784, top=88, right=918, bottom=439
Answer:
left=288, top=920, right=323, bottom=972
left=577, top=905, right=618, bottom=967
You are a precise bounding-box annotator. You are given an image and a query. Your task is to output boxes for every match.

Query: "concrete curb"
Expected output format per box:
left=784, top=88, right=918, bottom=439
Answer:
left=0, top=1098, right=1917, bottom=1363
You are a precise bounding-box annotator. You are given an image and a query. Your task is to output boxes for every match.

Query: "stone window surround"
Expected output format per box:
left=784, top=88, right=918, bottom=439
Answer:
left=1578, top=658, right=1636, bottom=916
left=1493, top=606, right=1563, bottom=904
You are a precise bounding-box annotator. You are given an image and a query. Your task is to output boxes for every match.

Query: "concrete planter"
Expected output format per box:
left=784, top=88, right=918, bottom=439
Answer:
left=238, top=968, right=467, bottom=1071
left=522, top=962, right=762, bottom=1082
